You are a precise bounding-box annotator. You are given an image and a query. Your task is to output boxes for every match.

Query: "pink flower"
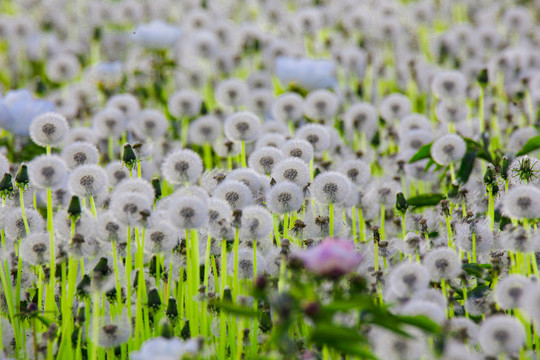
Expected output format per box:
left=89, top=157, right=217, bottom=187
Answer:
left=296, top=238, right=362, bottom=278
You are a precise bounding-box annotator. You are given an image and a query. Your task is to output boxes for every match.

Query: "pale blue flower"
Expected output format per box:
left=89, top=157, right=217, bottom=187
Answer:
left=132, top=21, right=182, bottom=50
left=0, top=89, right=55, bottom=136
left=275, top=57, right=337, bottom=90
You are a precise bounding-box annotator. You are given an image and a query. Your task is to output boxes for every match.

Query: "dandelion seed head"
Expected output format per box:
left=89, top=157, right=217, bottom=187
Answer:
left=168, top=89, right=202, bottom=118
left=213, top=180, right=253, bottom=209
left=19, top=232, right=50, bottom=266
left=388, top=262, right=430, bottom=296
left=502, top=185, right=540, bottom=220
left=478, top=315, right=525, bottom=356
left=495, top=274, right=530, bottom=310
left=92, top=107, right=126, bottom=138
left=215, top=78, right=249, bottom=108
left=29, top=112, right=69, bottom=148
left=68, top=164, right=107, bottom=198
left=239, top=205, right=273, bottom=241
left=272, top=157, right=310, bottom=188
left=304, top=89, right=339, bottom=123
left=423, top=247, right=461, bottom=281
left=312, top=171, right=351, bottom=205
left=29, top=154, right=68, bottom=189
left=224, top=111, right=261, bottom=142
left=105, top=161, right=130, bottom=187
left=248, top=146, right=284, bottom=175
left=162, top=149, right=203, bottom=185
left=188, top=115, right=222, bottom=145
left=282, top=139, right=314, bottom=164
left=380, top=93, right=412, bottom=121
left=296, top=123, right=331, bottom=154
left=168, top=195, right=208, bottom=229
left=107, top=93, right=140, bottom=120
left=271, top=92, right=304, bottom=123
left=343, top=102, right=378, bottom=140
left=267, top=182, right=303, bottom=214
left=430, top=134, right=467, bottom=166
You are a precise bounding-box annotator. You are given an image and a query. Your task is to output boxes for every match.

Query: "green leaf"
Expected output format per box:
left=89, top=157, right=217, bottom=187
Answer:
left=406, top=193, right=445, bottom=207
left=396, top=315, right=440, bottom=334
left=209, top=300, right=257, bottom=317
left=463, top=137, right=492, bottom=163
left=462, top=263, right=485, bottom=278
left=309, top=325, right=376, bottom=359
left=409, top=143, right=432, bottom=163
left=457, top=151, right=477, bottom=184
left=516, top=134, right=540, bottom=156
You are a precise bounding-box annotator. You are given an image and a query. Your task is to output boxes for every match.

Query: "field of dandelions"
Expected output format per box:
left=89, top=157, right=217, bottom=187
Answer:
left=4, top=0, right=540, bottom=359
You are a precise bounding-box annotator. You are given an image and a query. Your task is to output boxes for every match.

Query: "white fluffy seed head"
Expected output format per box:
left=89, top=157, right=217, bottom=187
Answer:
left=168, top=195, right=208, bottom=229
left=19, top=232, right=50, bottom=265
left=296, top=123, right=331, bottom=154
left=92, top=107, right=126, bottom=138
left=255, top=133, right=286, bottom=150
left=271, top=157, right=310, bottom=188
left=247, top=88, right=273, bottom=116
left=224, top=111, right=262, bottom=142
left=431, top=70, right=467, bottom=99
left=423, top=247, right=461, bottom=281
left=113, top=178, right=155, bottom=203
left=29, top=154, right=68, bottom=189
left=282, top=139, right=314, bottom=164
left=304, top=89, right=339, bottom=123
left=96, top=210, right=126, bottom=243
left=267, top=181, right=303, bottom=214
left=61, top=141, right=99, bottom=169
left=448, top=317, right=479, bottom=345
left=106, top=93, right=140, bottom=120
left=400, top=130, right=433, bottom=152
left=478, top=315, right=525, bottom=356
left=68, top=164, right=107, bottom=197
left=398, top=113, right=431, bottom=134
left=29, top=112, right=69, bottom=148
left=454, top=219, right=493, bottom=254
left=227, top=247, right=265, bottom=279
left=4, top=208, right=44, bottom=240
left=388, top=262, right=430, bottom=296
left=248, top=146, right=284, bottom=175
left=65, top=127, right=98, bottom=146
left=379, top=93, right=412, bottom=121
left=213, top=180, right=253, bottom=209
left=132, top=109, right=168, bottom=139
left=365, top=179, right=401, bottom=207
left=430, top=134, right=466, bottom=166
left=188, top=115, right=222, bottom=145
left=312, top=171, right=351, bottom=204
left=271, top=92, right=304, bottom=123
left=494, top=274, right=530, bottom=310
left=401, top=299, right=446, bottom=325
left=168, top=89, right=202, bottom=118
left=215, top=78, right=249, bottom=108
left=109, top=191, right=152, bottom=226
left=227, top=168, right=262, bottom=195
left=501, top=185, right=540, bottom=220
left=105, top=161, right=130, bottom=187
left=239, top=205, right=273, bottom=241
left=343, top=102, right=378, bottom=140
left=338, top=159, right=371, bottom=187
left=162, top=149, right=203, bottom=185
left=435, top=99, right=468, bottom=124
left=144, top=221, right=178, bottom=254
left=45, top=52, right=81, bottom=83
left=207, top=198, right=232, bottom=225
